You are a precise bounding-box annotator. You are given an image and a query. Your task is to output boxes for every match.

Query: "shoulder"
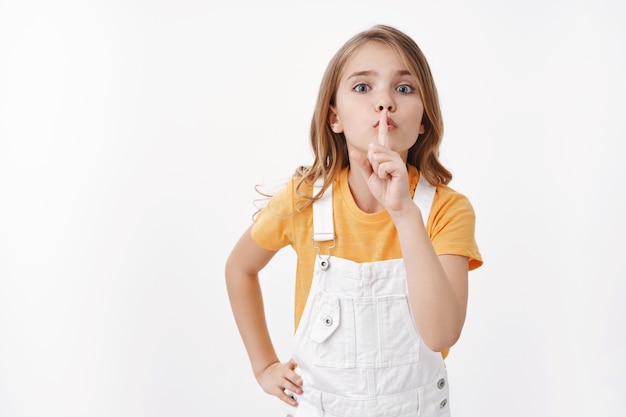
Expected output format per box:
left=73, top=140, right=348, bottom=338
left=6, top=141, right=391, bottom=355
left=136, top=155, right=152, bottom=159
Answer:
left=250, top=175, right=308, bottom=250
left=254, top=175, right=313, bottom=217
left=430, top=183, right=477, bottom=235
left=429, top=183, right=483, bottom=270
left=433, top=184, right=476, bottom=216
left=413, top=165, right=476, bottom=226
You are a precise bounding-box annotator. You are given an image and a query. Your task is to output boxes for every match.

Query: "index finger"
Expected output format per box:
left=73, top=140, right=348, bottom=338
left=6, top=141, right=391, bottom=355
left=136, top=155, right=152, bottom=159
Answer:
left=378, top=109, right=388, bottom=147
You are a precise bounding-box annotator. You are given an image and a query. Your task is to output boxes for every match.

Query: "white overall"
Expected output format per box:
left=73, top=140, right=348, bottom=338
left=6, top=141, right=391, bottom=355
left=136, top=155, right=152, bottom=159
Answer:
left=285, top=174, right=451, bottom=417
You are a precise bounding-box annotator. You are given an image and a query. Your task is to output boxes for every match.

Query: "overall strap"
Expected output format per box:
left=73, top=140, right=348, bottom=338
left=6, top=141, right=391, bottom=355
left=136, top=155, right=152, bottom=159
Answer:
left=312, top=172, right=437, bottom=240
left=312, top=179, right=335, bottom=242
left=413, top=172, right=437, bottom=227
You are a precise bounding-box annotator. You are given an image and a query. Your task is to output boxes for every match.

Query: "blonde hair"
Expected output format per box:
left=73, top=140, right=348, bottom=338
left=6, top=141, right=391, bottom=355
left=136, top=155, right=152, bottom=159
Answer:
left=295, top=24, right=452, bottom=207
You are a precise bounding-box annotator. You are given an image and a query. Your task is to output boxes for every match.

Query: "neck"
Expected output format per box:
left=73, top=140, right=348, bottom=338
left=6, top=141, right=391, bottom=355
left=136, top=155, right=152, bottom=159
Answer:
left=347, top=168, right=384, bottom=213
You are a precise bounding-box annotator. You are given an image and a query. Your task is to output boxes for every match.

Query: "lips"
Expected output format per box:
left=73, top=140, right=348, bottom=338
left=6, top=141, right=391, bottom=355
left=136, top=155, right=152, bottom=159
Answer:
left=374, top=117, right=397, bottom=129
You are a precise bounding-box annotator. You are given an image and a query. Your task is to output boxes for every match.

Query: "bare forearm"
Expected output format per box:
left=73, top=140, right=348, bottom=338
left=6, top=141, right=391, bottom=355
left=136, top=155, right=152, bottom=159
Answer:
left=225, top=230, right=302, bottom=405
left=390, top=204, right=468, bottom=352
left=225, top=267, right=279, bottom=378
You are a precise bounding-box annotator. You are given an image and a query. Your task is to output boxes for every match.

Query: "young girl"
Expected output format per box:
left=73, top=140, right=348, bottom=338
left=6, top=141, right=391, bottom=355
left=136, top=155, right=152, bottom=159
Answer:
left=226, top=25, right=482, bottom=417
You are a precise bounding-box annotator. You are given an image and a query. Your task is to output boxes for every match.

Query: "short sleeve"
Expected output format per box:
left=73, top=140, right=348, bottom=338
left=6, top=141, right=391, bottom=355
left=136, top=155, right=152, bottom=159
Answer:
left=429, top=186, right=483, bottom=271
left=250, top=180, right=295, bottom=252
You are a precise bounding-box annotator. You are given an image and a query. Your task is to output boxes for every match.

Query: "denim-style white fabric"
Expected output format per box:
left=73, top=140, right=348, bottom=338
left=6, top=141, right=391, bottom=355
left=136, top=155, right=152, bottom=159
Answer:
left=286, top=174, right=451, bottom=417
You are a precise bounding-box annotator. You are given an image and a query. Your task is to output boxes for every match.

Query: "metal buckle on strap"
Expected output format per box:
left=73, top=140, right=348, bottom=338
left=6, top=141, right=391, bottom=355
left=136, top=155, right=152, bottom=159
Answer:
left=312, top=237, right=335, bottom=271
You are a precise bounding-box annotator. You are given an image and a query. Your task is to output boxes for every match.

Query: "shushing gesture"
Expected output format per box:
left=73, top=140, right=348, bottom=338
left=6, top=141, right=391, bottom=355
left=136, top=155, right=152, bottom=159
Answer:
left=351, top=109, right=412, bottom=213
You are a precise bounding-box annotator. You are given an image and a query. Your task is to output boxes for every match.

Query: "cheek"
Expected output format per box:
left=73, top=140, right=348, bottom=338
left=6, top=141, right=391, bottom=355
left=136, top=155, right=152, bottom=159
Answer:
left=340, top=114, right=366, bottom=132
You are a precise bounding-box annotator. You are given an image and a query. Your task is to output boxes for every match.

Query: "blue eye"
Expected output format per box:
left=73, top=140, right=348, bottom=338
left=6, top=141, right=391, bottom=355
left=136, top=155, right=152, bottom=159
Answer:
left=396, top=84, right=414, bottom=94
left=353, top=83, right=370, bottom=93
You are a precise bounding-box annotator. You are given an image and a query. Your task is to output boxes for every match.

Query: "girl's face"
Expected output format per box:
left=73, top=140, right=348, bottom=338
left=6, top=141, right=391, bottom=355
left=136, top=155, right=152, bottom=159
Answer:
left=329, top=41, right=425, bottom=161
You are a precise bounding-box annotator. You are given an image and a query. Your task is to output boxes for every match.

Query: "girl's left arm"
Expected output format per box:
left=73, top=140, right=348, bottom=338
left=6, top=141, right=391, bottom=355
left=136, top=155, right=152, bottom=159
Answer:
left=355, top=111, right=469, bottom=352
left=354, top=143, right=469, bottom=352
left=390, top=206, right=469, bottom=353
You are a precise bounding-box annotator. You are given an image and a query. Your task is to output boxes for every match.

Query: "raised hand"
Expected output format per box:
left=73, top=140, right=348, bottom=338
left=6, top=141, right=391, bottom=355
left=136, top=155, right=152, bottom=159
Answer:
left=352, top=109, right=411, bottom=213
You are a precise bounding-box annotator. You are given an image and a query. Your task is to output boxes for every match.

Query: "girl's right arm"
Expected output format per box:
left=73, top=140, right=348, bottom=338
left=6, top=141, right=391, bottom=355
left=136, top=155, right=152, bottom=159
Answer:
left=225, top=226, right=303, bottom=406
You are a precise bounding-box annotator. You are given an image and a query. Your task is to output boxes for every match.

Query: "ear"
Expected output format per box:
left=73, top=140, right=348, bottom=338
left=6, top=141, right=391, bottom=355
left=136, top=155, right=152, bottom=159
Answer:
left=419, top=123, right=425, bottom=135
left=328, top=106, right=343, bottom=133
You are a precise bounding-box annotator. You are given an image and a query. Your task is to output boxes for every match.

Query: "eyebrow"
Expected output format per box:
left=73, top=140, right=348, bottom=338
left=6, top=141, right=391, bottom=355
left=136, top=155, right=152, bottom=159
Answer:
left=346, top=69, right=414, bottom=80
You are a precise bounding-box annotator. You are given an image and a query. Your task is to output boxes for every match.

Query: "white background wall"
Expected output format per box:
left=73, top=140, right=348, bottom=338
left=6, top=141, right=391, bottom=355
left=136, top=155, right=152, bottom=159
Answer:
left=1, top=0, right=625, bottom=416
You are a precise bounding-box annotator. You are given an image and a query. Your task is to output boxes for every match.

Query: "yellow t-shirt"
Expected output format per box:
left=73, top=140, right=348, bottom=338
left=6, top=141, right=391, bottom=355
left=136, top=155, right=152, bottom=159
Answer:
left=251, top=166, right=483, bottom=332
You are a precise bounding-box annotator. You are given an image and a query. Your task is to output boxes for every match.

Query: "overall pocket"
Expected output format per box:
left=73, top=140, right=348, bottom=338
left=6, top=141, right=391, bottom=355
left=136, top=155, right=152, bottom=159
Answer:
left=308, top=291, right=356, bottom=368
left=376, top=295, right=421, bottom=366
left=308, top=292, right=420, bottom=368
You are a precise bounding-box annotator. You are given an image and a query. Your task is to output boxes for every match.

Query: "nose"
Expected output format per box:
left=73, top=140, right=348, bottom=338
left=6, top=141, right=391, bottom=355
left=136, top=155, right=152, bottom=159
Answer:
left=376, top=96, right=395, bottom=112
